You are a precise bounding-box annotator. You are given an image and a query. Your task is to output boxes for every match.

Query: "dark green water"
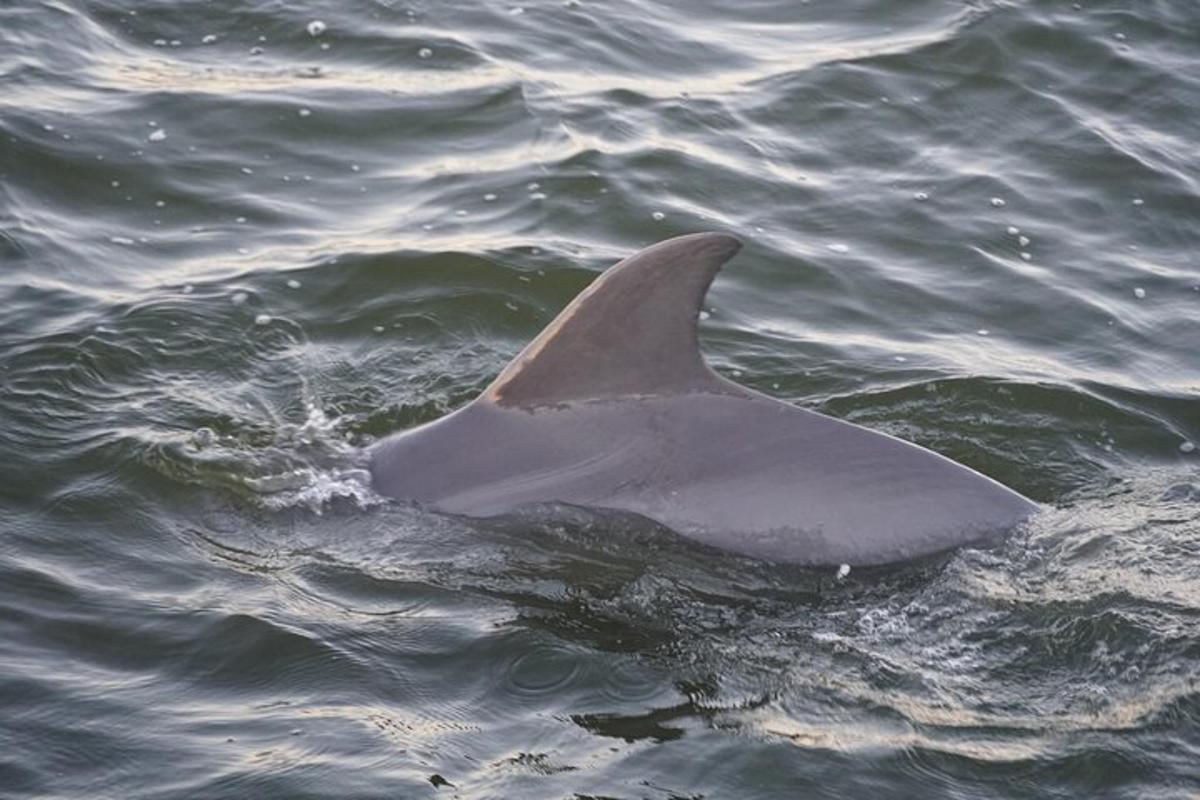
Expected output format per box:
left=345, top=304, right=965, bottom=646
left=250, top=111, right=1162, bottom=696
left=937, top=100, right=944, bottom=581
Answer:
left=3, top=0, right=1200, bottom=797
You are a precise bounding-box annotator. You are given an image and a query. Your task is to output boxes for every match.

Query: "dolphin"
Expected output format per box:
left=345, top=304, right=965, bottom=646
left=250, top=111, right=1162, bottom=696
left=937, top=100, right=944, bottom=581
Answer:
left=369, top=232, right=1036, bottom=565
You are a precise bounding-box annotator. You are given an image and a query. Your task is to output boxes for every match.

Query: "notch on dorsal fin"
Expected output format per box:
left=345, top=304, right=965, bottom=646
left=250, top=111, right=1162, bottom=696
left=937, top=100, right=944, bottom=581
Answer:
left=483, top=232, right=741, bottom=407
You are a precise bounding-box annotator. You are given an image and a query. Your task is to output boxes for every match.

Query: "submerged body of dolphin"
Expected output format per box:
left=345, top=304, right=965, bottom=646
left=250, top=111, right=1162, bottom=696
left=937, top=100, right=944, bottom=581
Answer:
left=370, top=233, right=1036, bottom=565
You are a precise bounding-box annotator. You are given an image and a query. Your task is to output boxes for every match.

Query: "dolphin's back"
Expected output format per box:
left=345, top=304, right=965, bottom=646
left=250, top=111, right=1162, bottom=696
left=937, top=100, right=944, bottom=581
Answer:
left=370, top=232, right=1036, bottom=565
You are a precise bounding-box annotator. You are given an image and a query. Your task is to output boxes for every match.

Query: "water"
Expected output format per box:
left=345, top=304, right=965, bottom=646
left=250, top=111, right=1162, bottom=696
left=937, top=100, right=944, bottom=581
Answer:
left=2, top=0, right=1199, bottom=796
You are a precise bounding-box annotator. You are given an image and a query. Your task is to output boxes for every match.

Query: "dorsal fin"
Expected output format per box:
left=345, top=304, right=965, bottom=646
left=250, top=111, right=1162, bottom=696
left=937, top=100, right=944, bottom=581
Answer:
left=483, top=232, right=742, bottom=407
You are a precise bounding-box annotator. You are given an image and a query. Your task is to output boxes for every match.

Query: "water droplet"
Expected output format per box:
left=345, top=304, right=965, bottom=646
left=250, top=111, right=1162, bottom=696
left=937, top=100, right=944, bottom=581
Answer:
left=418, top=47, right=433, bottom=59
left=1133, top=287, right=1146, bottom=299
left=990, top=197, right=1006, bottom=207
left=307, top=20, right=327, bottom=37
left=287, top=279, right=301, bottom=289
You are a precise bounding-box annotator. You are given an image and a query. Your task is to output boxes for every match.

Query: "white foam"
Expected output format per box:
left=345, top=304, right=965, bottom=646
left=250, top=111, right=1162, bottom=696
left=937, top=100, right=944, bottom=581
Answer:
left=307, top=20, right=327, bottom=37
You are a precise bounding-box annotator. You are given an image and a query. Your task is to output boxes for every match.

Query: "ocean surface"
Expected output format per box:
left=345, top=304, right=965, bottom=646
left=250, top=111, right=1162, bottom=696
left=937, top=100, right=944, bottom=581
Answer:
left=2, top=0, right=1199, bottom=797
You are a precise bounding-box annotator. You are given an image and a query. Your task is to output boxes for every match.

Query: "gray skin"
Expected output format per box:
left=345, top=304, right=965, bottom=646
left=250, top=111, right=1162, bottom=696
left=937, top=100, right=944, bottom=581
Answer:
left=370, top=232, right=1036, bottom=566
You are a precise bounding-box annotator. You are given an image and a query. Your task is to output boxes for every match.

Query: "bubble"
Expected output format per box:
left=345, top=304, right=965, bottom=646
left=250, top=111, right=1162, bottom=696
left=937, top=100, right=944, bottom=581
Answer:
left=990, top=197, right=1006, bottom=207
left=1132, top=198, right=1144, bottom=206
left=484, top=193, right=497, bottom=201
left=1133, top=287, right=1146, bottom=299
left=913, top=191, right=929, bottom=201
left=1020, top=252, right=1031, bottom=261
left=201, top=34, right=218, bottom=44
left=977, top=329, right=990, bottom=336
left=254, top=314, right=271, bottom=325
left=1007, top=225, right=1020, bottom=236
left=231, top=291, right=248, bottom=306
left=240, top=167, right=254, bottom=175
left=1181, top=441, right=1196, bottom=454
left=418, top=47, right=432, bottom=59
left=307, top=20, right=327, bottom=36
left=1018, top=235, right=1030, bottom=247
left=110, top=236, right=135, bottom=245
left=287, top=279, right=302, bottom=289
left=652, top=211, right=665, bottom=221
left=298, top=108, right=312, bottom=117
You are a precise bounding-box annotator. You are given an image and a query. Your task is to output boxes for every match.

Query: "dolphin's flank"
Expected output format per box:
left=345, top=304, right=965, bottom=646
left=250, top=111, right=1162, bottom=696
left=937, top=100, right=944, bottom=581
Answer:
left=369, top=232, right=1036, bottom=565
